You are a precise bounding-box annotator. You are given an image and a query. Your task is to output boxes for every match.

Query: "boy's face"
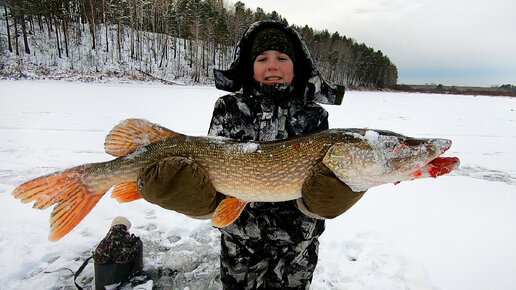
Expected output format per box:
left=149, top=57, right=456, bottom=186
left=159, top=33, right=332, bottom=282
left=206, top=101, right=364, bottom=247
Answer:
left=253, top=50, right=294, bottom=86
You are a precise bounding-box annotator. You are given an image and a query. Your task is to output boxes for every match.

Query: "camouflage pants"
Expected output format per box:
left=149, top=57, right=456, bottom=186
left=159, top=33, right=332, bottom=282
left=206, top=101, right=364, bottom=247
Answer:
left=219, top=201, right=325, bottom=289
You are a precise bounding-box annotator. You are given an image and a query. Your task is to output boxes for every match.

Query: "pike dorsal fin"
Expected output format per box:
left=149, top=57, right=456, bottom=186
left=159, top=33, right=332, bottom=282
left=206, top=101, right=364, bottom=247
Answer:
left=105, top=119, right=182, bottom=157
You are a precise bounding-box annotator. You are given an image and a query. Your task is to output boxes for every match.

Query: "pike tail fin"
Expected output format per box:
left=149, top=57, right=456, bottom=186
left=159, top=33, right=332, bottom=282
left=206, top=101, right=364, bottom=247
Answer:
left=12, top=166, right=106, bottom=242
left=212, top=198, right=248, bottom=228
left=105, top=118, right=182, bottom=157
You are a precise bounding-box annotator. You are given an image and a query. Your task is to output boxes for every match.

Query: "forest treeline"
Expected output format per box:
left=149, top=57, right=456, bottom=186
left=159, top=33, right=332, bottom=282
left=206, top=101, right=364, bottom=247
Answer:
left=1, top=0, right=398, bottom=88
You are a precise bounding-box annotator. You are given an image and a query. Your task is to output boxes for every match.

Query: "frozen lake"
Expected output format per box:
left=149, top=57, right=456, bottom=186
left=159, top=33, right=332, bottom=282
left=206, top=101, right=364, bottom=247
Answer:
left=0, top=80, right=515, bottom=289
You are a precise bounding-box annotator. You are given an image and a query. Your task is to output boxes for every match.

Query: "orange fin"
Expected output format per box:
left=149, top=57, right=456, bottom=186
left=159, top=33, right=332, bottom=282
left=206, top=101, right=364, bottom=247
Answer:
left=105, top=118, right=182, bottom=157
left=112, top=182, right=142, bottom=202
left=212, top=198, right=248, bottom=228
left=12, top=167, right=106, bottom=242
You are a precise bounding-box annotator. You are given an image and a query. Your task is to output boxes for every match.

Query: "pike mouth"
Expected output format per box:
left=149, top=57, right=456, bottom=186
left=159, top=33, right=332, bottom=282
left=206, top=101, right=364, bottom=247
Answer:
left=406, top=139, right=459, bottom=180
left=427, top=139, right=459, bottom=177
left=427, top=157, right=460, bottom=177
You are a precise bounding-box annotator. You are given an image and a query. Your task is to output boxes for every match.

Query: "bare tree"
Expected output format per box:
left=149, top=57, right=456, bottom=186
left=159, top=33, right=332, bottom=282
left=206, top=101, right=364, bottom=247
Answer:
left=3, top=5, right=13, bottom=53
left=0, top=0, right=397, bottom=88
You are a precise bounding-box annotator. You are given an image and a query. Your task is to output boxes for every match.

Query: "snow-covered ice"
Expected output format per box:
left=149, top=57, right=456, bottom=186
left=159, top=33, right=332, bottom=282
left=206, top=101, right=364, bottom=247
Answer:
left=0, top=80, right=515, bottom=289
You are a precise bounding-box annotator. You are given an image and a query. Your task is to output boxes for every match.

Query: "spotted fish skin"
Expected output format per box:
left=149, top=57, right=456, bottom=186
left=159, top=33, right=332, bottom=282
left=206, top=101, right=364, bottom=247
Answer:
left=12, top=119, right=459, bottom=241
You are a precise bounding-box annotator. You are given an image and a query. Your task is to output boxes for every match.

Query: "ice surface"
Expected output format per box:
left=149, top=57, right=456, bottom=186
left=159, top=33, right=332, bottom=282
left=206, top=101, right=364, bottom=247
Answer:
left=0, top=81, right=515, bottom=289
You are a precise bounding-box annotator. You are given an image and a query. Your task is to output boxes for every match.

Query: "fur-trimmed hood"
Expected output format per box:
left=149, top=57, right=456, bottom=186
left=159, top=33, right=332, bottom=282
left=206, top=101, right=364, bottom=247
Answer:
left=214, top=21, right=344, bottom=105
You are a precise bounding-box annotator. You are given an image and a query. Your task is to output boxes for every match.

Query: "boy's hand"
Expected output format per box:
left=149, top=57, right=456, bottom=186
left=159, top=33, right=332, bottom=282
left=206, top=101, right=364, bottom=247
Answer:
left=299, top=162, right=365, bottom=219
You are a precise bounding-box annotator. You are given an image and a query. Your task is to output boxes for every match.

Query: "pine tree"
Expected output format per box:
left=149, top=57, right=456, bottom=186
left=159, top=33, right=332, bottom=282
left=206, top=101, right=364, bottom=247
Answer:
left=0, top=0, right=397, bottom=87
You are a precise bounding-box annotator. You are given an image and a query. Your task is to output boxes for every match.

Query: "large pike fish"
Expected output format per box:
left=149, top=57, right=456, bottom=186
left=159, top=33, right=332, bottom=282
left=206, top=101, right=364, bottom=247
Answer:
left=12, top=119, right=459, bottom=241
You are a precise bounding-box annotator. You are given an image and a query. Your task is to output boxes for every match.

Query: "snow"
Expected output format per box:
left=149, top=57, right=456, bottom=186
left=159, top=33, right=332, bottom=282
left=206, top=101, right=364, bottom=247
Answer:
left=1, top=80, right=515, bottom=289
left=363, top=129, right=379, bottom=142
left=226, top=142, right=260, bottom=155
left=125, top=147, right=148, bottom=160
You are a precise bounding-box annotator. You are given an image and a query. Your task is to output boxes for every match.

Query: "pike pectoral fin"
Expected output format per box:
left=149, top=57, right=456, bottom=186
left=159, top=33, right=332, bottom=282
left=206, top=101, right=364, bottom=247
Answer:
left=112, top=182, right=142, bottom=202
left=212, top=198, right=248, bottom=228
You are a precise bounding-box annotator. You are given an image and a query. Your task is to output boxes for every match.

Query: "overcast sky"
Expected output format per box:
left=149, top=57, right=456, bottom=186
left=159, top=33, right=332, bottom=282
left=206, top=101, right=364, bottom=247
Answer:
left=237, top=0, right=515, bottom=87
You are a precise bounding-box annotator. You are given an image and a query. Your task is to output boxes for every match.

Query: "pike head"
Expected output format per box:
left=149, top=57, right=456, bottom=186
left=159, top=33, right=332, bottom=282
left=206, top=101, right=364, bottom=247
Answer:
left=323, top=129, right=460, bottom=192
